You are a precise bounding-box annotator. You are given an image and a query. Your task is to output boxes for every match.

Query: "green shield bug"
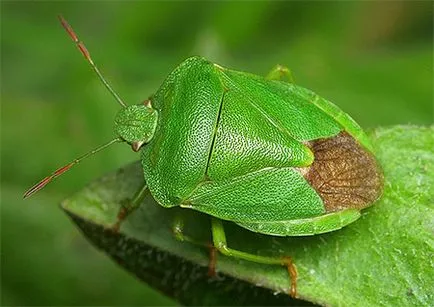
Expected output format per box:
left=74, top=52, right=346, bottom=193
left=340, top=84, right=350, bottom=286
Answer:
left=25, top=16, right=383, bottom=298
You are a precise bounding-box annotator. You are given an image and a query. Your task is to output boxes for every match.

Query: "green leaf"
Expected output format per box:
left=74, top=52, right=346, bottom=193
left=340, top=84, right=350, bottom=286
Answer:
left=62, top=125, right=433, bottom=306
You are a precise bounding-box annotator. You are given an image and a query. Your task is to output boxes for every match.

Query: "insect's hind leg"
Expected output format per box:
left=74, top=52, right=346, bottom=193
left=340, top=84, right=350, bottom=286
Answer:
left=172, top=215, right=218, bottom=276
left=211, top=218, right=297, bottom=298
left=266, top=64, right=294, bottom=83
left=111, top=183, right=148, bottom=232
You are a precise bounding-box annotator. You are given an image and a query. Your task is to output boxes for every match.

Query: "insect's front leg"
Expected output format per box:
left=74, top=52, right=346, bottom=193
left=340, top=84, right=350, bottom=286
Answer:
left=211, top=218, right=298, bottom=298
left=111, top=183, right=148, bottom=232
left=266, top=64, right=294, bottom=83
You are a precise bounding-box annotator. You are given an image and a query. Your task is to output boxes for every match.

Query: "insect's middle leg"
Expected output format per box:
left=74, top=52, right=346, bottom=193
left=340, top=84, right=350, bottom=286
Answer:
left=172, top=215, right=218, bottom=276
left=111, top=183, right=148, bottom=232
left=211, top=218, right=298, bottom=298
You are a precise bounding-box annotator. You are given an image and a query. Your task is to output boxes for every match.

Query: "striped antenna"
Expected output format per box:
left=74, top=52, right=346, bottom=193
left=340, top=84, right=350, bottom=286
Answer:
left=58, top=15, right=127, bottom=108
left=24, top=138, right=123, bottom=198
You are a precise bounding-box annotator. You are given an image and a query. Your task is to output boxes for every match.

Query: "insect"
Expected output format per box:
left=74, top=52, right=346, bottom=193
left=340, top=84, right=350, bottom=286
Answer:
left=25, top=16, right=383, bottom=298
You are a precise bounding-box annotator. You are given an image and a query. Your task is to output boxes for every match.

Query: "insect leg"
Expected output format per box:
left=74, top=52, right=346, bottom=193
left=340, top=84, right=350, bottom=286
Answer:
left=172, top=215, right=217, bottom=276
left=211, top=218, right=298, bottom=298
left=266, top=64, right=294, bottom=83
left=111, top=183, right=148, bottom=232
left=172, top=215, right=207, bottom=245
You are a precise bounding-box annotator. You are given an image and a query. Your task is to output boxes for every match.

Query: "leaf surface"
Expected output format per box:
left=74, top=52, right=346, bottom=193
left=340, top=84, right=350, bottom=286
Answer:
left=62, top=125, right=434, bottom=306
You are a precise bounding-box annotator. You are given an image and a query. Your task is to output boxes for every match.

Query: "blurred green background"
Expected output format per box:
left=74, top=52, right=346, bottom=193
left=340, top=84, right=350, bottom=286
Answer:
left=1, top=1, right=432, bottom=305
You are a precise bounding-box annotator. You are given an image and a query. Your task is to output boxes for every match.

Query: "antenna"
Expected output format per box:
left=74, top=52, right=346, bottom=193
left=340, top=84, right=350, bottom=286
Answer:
left=58, top=15, right=127, bottom=108
left=24, top=138, right=123, bottom=198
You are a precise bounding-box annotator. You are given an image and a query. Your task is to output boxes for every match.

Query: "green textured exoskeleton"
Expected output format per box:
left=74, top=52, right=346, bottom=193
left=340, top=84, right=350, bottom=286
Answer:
left=115, top=56, right=382, bottom=236
left=25, top=17, right=383, bottom=298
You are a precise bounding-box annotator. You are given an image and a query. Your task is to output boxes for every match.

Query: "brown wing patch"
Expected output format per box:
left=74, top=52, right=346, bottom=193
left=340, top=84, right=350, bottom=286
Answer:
left=303, top=132, right=383, bottom=212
